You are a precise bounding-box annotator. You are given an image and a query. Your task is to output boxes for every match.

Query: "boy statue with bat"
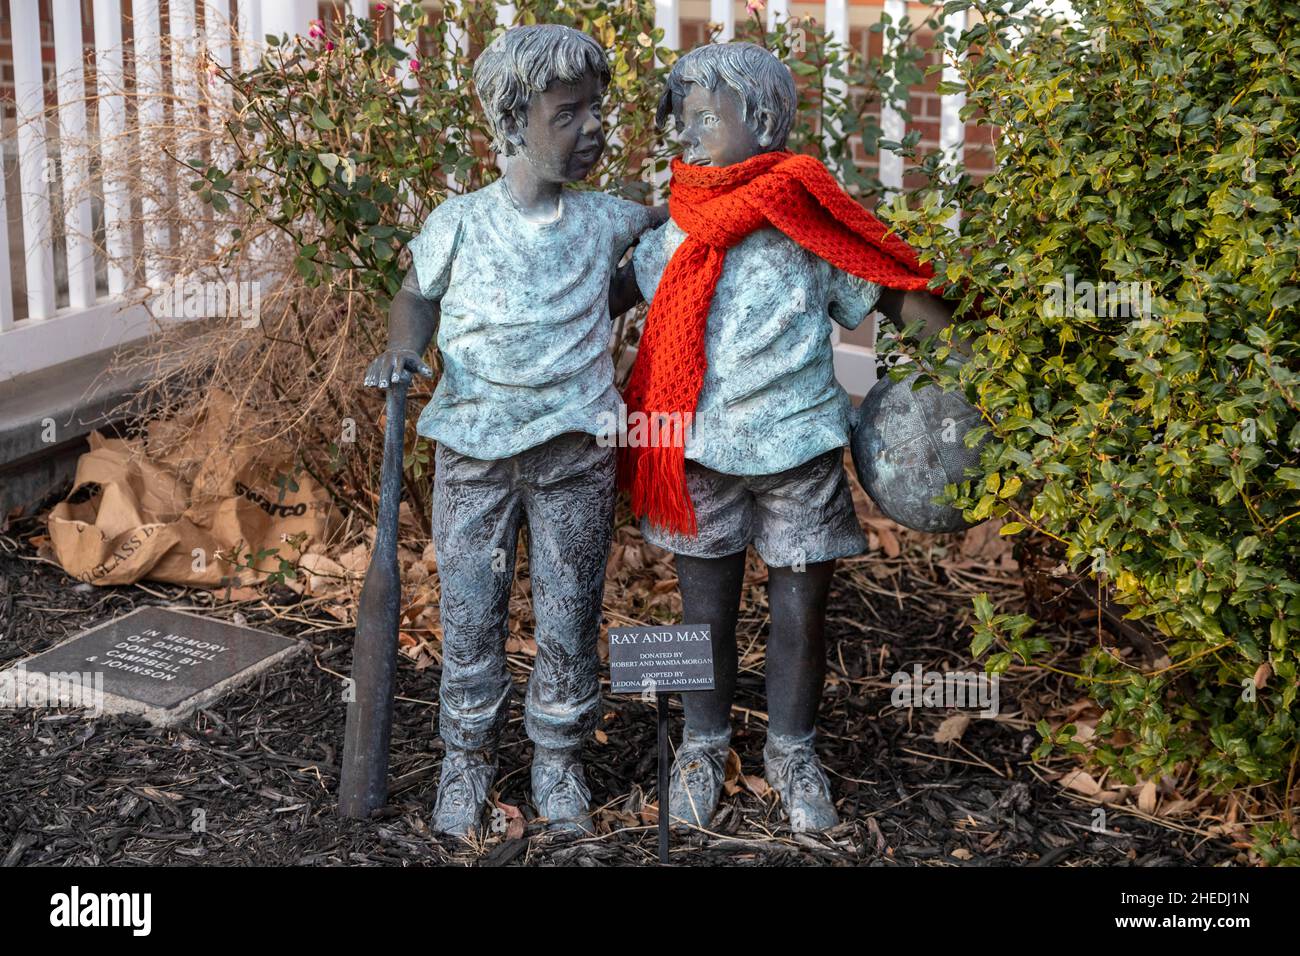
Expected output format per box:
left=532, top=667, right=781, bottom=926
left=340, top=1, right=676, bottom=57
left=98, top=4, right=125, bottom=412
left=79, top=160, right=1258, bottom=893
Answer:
left=363, top=24, right=663, bottom=837
left=624, top=42, right=957, bottom=831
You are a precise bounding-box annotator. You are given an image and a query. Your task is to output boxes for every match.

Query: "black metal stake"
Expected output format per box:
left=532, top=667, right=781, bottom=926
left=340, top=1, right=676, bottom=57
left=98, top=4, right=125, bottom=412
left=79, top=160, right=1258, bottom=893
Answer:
left=657, top=690, right=669, bottom=865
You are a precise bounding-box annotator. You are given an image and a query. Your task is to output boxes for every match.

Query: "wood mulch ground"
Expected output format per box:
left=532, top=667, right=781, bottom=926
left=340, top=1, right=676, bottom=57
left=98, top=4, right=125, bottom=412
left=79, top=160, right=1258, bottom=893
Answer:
left=0, top=502, right=1239, bottom=867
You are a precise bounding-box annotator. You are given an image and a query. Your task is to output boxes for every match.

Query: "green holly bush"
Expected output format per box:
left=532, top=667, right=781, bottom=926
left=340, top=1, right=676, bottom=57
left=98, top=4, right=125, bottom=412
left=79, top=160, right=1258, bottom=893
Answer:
left=885, top=0, right=1299, bottom=859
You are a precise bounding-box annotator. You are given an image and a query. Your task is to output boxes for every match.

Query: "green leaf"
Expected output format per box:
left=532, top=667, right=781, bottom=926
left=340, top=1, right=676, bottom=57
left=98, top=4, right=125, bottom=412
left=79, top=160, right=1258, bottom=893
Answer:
left=1271, top=287, right=1300, bottom=310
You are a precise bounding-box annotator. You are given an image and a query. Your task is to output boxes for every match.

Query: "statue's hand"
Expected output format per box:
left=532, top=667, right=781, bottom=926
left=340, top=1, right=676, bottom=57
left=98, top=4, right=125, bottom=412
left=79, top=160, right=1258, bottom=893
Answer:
left=364, top=349, right=434, bottom=388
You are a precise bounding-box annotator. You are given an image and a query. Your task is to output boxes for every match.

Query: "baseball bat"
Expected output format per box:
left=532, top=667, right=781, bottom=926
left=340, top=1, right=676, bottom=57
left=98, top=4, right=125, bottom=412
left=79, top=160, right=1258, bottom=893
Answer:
left=339, top=378, right=409, bottom=818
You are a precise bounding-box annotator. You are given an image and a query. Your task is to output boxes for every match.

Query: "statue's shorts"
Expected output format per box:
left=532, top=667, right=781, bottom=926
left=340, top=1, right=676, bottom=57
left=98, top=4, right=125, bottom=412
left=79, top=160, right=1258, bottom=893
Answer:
left=430, top=431, right=615, bottom=752
left=640, top=447, right=867, bottom=567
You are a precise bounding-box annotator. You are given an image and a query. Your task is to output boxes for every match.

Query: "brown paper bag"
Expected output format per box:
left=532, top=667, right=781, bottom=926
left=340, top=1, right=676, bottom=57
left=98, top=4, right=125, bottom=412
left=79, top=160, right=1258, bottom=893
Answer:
left=48, top=410, right=339, bottom=588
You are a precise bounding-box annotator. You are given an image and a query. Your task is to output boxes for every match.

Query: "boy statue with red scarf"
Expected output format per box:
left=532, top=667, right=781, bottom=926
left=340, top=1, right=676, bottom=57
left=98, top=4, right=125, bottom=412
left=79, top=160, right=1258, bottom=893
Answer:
left=623, top=42, right=958, bottom=831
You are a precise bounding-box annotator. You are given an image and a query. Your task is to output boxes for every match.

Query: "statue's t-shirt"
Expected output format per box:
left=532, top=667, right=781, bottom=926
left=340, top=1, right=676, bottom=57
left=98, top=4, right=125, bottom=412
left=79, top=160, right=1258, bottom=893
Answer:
left=633, top=219, right=883, bottom=477
left=406, top=178, right=654, bottom=459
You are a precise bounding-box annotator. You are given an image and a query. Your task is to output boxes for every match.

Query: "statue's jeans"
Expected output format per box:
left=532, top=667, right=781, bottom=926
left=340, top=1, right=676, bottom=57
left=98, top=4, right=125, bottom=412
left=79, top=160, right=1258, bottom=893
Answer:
left=431, top=431, right=614, bottom=752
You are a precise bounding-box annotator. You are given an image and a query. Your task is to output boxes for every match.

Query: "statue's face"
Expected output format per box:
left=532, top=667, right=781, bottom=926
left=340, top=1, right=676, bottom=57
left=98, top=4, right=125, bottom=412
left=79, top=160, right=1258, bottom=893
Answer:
left=510, top=72, right=606, bottom=182
left=674, top=82, right=766, bottom=167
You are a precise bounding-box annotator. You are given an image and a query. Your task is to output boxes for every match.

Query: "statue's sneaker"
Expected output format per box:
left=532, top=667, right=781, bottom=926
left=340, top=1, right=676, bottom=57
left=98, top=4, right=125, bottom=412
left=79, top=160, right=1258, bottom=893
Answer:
left=432, top=748, right=496, bottom=838
left=667, top=731, right=731, bottom=829
left=764, top=733, right=839, bottom=832
left=532, top=747, right=595, bottom=836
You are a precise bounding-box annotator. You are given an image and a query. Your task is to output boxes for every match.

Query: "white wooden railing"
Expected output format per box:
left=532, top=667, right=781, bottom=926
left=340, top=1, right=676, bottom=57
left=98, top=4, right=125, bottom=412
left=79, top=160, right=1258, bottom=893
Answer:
left=1, top=0, right=971, bottom=393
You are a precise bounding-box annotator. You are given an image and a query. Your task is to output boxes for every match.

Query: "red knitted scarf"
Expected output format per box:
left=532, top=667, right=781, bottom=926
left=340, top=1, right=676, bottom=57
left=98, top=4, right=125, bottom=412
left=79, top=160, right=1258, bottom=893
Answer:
left=619, top=150, right=942, bottom=536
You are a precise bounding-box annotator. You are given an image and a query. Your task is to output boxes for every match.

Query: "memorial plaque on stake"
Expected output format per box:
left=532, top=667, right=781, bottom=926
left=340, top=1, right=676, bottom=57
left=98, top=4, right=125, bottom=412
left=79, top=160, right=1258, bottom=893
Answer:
left=608, top=625, right=715, bottom=694
left=608, top=624, right=714, bottom=866
left=1, top=607, right=304, bottom=726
